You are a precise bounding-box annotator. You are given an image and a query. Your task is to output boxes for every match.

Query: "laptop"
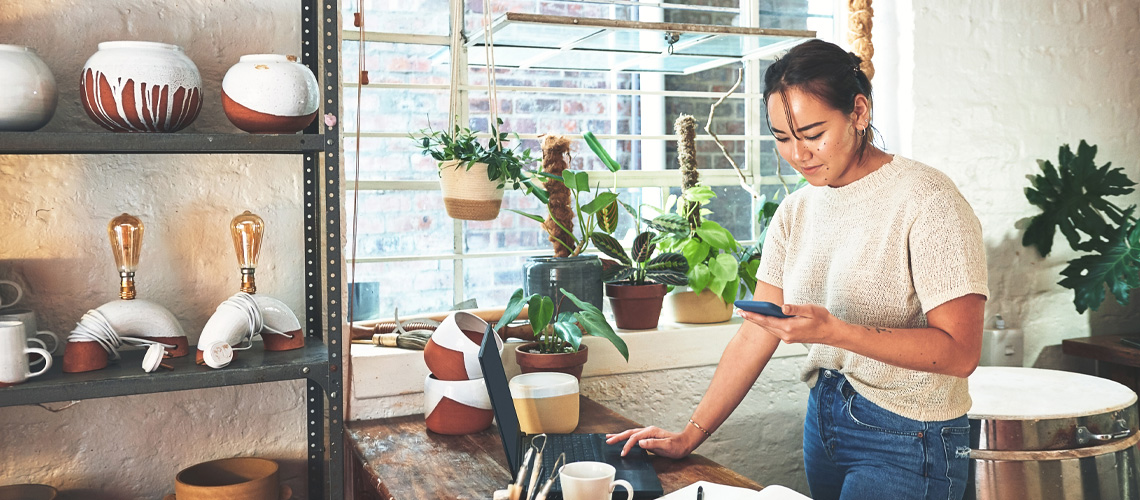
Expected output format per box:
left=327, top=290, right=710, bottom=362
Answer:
left=478, top=325, right=663, bottom=499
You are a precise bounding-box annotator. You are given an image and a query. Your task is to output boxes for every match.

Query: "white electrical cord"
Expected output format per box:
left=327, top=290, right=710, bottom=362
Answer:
left=218, top=292, right=292, bottom=352
left=68, top=309, right=176, bottom=361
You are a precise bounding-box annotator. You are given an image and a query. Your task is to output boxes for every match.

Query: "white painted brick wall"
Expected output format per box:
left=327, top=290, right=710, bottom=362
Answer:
left=2, top=0, right=1140, bottom=498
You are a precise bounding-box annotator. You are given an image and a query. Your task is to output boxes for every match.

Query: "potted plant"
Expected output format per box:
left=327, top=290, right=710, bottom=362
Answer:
left=509, top=132, right=621, bottom=312
left=413, top=117, right=537, bottom=221
left=1019, top=140, right=1139, bottom=313
left=494, top=287, right=629, bottom=380
left=590, top=203, right=690, bottom=329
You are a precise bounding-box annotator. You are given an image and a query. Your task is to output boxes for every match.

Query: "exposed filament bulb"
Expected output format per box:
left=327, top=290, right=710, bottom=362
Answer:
left=230, top=211, right=264, bottom=293
left=107, top=213, right=144, bottom=300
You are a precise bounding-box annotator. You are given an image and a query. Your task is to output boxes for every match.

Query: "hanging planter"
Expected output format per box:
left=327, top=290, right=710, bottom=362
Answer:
left=438, top=159, right=504, bottom=221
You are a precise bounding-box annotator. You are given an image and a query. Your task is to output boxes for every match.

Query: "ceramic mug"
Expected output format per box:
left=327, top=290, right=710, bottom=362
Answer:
left=0, top=308, right=60, bottom=355
left=0, top=320, right=51, bottom=386
left=559, top=462, right=633, bottom=500
left=0, top=280, right=23, bottom=309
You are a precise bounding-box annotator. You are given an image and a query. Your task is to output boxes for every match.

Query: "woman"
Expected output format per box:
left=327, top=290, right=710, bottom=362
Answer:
left=606, top=39, right=988, bottom=500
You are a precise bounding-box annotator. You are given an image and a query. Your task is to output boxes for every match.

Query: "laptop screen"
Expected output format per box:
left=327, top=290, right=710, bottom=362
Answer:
left=478, top=324, right=524, bottom=473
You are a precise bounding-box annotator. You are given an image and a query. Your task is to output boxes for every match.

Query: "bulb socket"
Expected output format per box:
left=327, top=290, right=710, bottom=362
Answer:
left=240, top=268, right=257, bottom=294
left=119, top=272, right=136, bottom=300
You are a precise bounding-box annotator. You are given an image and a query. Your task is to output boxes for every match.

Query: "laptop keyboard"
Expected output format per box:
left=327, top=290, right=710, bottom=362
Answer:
left=541, top=433, right=605, bottom=467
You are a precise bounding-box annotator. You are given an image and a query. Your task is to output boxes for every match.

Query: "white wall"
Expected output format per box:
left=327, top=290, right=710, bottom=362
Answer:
left=3, top=0, right=1140, bottom=499
left=0, top=0, right=311, bottom=498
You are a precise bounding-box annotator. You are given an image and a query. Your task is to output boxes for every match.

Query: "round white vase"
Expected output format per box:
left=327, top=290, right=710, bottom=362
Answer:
left=80, top=41, right=202, bottom=133
left=222, top=54, right=319, bottom=134
left=0, top=45, right=58, bottom=131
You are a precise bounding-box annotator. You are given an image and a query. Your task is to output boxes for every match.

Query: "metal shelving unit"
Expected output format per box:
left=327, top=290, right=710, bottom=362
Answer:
left=0, top=0, right=343, bottom=498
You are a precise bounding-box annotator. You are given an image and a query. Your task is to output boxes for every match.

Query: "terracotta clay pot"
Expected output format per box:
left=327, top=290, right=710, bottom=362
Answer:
left=437, top=160, right=504, bottom=221
left=173, top=457, right=291, bottom=500
left=222, top=54, right=319, bottom=134
left=424, top=374, right=493, bottom=435
left=423, top=311, right=502, bottom=381
left=667, top=290, right=733, bottom=324
left=80, top=41, right=202, bottom=132
left=605, top=282, right=666, bottom=330
left=515, top=342, right=588, bottom=381
left=0, top=45, right=58, bottom=131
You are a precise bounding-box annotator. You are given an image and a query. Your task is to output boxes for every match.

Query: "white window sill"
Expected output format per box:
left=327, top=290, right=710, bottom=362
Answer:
left=348, top=317, right=807, bottom=421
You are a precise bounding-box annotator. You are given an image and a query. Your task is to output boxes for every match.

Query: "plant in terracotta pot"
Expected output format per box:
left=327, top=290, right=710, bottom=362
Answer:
left=494, top=286, right=628, bottom=380
left=510, top=132, right=621, bottom=312
left=590, top=205, right=690, bottom=329
left=1018, top=140, right=1139, bottom=313
left=413, top=117, right=537, bottom=221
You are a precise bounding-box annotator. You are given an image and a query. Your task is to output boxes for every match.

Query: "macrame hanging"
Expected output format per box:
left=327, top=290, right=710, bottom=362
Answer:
left=848, top=0, right=874, bottom=79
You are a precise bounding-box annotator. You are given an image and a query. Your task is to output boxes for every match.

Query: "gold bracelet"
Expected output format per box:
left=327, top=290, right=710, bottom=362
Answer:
left=688, top=418, right=712, bottom=437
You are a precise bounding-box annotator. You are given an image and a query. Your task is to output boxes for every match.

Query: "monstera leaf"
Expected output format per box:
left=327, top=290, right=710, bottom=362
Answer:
left=1022, top=140, right=1136, bottom=257
left=1058, top=224, right=1140, bottom=313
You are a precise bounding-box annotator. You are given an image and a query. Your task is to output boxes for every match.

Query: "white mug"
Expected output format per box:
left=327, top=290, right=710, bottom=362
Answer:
left=0, top=280, right=22, bottom=309
left=0, top=308, right=60, bottom=355
left=559, top=462, right=633, bottom=500
left=0, top=320, right=51, bottom=386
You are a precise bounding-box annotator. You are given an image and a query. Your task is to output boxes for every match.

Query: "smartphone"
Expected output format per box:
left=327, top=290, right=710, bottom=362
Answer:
left=733, top=300, right=794, bottom=318
left=1120, top=337, right=1140, bottom=349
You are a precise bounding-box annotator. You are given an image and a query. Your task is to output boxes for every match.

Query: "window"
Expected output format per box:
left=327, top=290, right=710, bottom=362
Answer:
left=342, top=0, right=836, bottom=318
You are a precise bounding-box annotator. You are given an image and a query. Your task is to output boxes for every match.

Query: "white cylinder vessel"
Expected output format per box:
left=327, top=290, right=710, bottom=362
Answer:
left=0, top=45, right=58, bottom=131
left=80, top=41, right=202, bottom=132
left=222, top=54, right=319, bottom=134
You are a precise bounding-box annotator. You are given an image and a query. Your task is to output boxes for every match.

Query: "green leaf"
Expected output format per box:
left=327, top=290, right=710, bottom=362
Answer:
left=583, top=131, right=621, bottom=173
left=648, top=213, right=690, bottom=235
left=582, top=192, right=619, bottom=214
left=688, top=264, right=711, bottom=293
left=590, top=232, right=630, bottom=265
left=645, top=269, right=689, bottom=286
left=494, top=288, right=530, bottom=331
left=695, top=221, right=738, bottom=251
left=552, top=320, right=582, bottom=351
left=598, top=201, right=620, bottom=233
left=680, top=239, right=711, bottom=268
left=507, top=209, right=548, bottom=224
left=684, top=185, right=716, bottom=204
left=1058, top=224, right=1140, bottom=313
left=631, top=232, right=656, bottom=263
left=719, top=280, right=737, bottom=306
left=710, top=253, right=739, bottom=280
left=527, top=294, right=555, bottom=335
left=572, top=307, right=628, bottom=361
left=645, top=253, right=690, bottom=285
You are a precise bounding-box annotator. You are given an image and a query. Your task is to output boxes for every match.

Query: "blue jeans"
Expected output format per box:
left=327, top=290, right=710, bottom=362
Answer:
left=803, top=369, right=971, bottom=500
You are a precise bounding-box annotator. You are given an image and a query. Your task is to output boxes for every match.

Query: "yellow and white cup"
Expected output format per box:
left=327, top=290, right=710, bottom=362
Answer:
left=509, top=371, right=580, bottom=434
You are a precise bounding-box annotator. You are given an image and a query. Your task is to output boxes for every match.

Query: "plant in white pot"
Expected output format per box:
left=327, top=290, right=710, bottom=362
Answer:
left=413, top=118, right=537, bottom=221
left=494, top=287, right=628, bottom=380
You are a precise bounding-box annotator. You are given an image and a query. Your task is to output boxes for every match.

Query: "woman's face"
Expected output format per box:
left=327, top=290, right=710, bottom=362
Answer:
left=766, top=87, right=868, bottom=187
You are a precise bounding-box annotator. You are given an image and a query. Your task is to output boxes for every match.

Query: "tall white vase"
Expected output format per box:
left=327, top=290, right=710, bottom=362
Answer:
left=0, top=45, right=58, bottom=131
left=222, top=54, right=319, bottom=134
left=80, top=41, right=202, bottom=133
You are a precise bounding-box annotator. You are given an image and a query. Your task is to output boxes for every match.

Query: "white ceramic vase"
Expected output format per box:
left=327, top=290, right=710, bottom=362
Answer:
left=222, top=54, right=319, bottom=134
left=80, top=41, right=202, bottom=132
left=0, top=45, right=58, bottom=131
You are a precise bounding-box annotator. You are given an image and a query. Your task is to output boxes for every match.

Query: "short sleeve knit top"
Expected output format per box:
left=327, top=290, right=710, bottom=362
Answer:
left=757, top=155, right=989, bottom=421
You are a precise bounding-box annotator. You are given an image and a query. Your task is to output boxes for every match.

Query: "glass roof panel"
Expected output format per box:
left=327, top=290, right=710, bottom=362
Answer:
left=468, top=47, right=642, bottom=72
left=620, top=55, right=731, bottom=74
left=575, top=30, right=707, bottom=54
left=484, top=21, right=604, bottom=49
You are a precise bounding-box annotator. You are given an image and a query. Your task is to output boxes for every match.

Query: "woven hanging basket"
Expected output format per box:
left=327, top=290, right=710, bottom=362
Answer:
left=438, top=159, right=505, bottom=221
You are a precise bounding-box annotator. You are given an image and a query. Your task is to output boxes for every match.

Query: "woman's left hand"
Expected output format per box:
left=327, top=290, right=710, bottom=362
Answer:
left=738, top=303, right=844, bottom=345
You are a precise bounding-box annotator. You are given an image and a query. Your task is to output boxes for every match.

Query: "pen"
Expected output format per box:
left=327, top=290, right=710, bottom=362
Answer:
left=697, top=485, right=704, bottom=500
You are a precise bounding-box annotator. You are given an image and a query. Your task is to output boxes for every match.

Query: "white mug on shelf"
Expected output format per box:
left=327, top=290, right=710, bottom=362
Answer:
left=0, top=280, right=23, bottom=309
left=0, top=308, right=60, bottom=355
left=0, top=320, right=51, bottom=386
left=559, top=462, right=633, bottom=500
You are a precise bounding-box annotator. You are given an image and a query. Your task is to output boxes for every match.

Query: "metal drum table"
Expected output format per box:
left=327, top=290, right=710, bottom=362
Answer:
left=967, top=366, right=1140, bottom=500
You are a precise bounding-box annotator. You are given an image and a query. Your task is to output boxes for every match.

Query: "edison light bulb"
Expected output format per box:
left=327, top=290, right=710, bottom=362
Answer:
left=230, top=211, right=264, bottom=293
left=107, top=213, right=144, bottom=300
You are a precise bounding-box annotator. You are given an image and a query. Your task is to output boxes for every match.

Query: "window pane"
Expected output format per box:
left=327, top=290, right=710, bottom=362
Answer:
left=667, top=185, right=755, bottom=241
left=463, top=255, right=527, bottom=309
left=346, top=190, right=455, bottom=258
left=342, top=41, right=450, bottom=86
left=465, top=190, right=550, bottom=254
left=345, top=137, right=444, bottom=182
left=350, top=261, right=455, bottom=317
left=344, top=0, right=450, bottom=36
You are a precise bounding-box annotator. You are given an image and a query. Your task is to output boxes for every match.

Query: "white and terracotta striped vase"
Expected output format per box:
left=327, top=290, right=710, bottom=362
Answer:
left=222, top=54, right=319, bottom=134
left=80, top=41, right=202, bottom=133
left=438, top=160, right=505, bottom=221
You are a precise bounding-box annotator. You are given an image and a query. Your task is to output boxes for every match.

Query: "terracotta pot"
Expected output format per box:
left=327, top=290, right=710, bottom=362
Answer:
left=63, top=299, right=189, bottom=373
left=423, top=311, right=502, bottom=381
left=222, top=54, right=319, bottom=134
left=0, top=45, right=57, bottom=131
left=438, top=160, right=504, bottom=221
left=0, top=484, right=56, bottom=500
left=515, top=342, right=588, bottom=381
left=173, top=457, right=291, bottom=500
left=605, top=282, right=666, bottom=330
left=667, top=290, right=733, bottom=324
left=81, top=41, right=202, bottom=132
left=423, top=374, right=493, bottom=435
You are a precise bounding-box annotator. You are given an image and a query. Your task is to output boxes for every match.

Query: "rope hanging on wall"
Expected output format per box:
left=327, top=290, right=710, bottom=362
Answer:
left=848, top=0, right=874, bottom=79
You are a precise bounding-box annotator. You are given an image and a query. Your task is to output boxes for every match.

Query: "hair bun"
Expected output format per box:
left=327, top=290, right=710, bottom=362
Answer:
left=847, top=51, right=863, bottom=66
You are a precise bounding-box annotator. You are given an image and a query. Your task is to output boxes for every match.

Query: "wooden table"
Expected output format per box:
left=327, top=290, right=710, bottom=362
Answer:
left=1062, top=334, right=1140, bottom=393
left=345, top=396, right=762, bottom=499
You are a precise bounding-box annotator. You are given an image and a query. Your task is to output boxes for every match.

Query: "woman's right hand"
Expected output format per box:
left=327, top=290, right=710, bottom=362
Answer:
left=605, top=426, right=697, bottom=459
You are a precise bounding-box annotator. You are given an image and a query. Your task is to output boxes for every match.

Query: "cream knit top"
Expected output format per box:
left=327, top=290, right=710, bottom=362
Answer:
left=757, top=156, right=989, bottom=422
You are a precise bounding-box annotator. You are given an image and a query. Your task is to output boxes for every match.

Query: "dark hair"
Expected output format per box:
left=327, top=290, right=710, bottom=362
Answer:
left=763, top=39, right=874, bottom=157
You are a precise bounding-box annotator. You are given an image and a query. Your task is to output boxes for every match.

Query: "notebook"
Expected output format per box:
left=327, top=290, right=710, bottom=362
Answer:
left=478, top=325, right=664, bottom=499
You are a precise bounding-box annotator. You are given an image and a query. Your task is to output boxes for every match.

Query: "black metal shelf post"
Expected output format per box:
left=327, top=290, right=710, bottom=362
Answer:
left=0, top=0, right=343, bottom=498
